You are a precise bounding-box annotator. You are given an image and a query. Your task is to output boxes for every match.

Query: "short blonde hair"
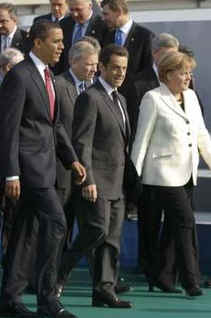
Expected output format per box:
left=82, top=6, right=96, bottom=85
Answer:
left=158, top=51, right=196, bottom=82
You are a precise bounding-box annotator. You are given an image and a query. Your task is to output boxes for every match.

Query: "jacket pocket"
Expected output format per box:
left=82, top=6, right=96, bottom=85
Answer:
left=152, top=153, right=173, bottom=159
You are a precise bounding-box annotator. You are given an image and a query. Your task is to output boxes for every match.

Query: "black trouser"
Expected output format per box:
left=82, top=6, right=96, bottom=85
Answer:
left=141, top=181, right=199, bottom=289
left=1, top=187, right=67, bottom=306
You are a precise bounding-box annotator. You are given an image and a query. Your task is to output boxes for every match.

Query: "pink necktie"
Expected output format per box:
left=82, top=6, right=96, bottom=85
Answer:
left=44, top=67, right=55, bottom=120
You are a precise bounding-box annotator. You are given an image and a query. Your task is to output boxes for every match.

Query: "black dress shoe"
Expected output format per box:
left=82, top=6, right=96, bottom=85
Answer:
left=37, top=300, right=77, bottom=318
left=115, top=282, right=130, bottom=294
left=204, top=280, right=211, bottom=288
left=0, top=301, right=36, bottom=317
left=153, top=281, right=182, bottom=293
left=185, top=286, right=203, bottom=298
left=55, top=284, right=64, bottom=298
left=92, top=290, right=132, bottom=308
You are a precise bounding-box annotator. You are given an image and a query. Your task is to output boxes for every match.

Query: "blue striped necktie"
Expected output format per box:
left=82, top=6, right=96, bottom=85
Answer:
left=115, top=29, right=123, bottom=46
left=73, top=24, right=83, bottom=44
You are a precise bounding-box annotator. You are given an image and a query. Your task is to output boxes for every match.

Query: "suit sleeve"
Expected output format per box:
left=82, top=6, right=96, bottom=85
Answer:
left=55, top=83, right=78, bottom=167
left=131, top=92, right=157, bottom=176
left=0, top=68, right=25, bottom=177
left=72, top=92, right=98, bottom=185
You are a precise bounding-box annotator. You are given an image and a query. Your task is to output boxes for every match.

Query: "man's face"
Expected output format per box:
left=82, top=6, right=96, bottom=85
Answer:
left=69, top=0, right=92, bottom=24
left=100, top=54, right=128, bottom=88
left=50, top=0, right=68, bottom=19
left=102, top=4, right=120, bottom=29
left=35, top=28, right=64, bottom=65
left=0, top=9, right=16, bottom=35
left=72, top=52, right=98, bottom=81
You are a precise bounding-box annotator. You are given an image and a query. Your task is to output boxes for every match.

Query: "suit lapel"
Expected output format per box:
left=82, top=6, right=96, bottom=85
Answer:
left=63, top=71, right=78, bottom=103
left=124, top=22, right=136, bottom=48
left=11, top=29, right=21, bottom=48
left=96, top=81, right=127, bottom=139
left=159, top=83, right=188, bottom=119
left=27, top=58, right=52, bottom=121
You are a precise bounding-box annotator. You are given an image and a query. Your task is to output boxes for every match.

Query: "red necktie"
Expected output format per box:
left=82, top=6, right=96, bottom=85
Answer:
left=44, top=67, right=55, bottom=120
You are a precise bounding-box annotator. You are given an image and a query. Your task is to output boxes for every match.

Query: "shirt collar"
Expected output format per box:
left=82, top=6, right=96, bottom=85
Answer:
left=99, top=76, right=116, bottom=98
left=52, top=15, right=65, bottom=22
left=75, top=11, right=93, bottom=26
left=29, top=51, right=47, bottom=78
left=119, top=18, right=133, bottom=35
left=3, top=25, right=17, bottom=40
left=69, top=68, right=83, bottom=86
left=153, top=62, right=159, bottom=80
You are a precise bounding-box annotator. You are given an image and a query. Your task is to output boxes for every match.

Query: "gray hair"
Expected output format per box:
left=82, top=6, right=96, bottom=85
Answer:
left=0, top=48, right=24, bottom=67
left=151, top=33, right=179, bottom=52
left=68, top=40, right=98, bottom=65
left=78, top=36, right=101, bottom=54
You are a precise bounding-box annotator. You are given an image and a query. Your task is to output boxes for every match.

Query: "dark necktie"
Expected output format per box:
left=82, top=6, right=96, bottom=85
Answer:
left=73, top=24, right=83, bottom=44
left=111, top=90, right=125, bottom=130
left=44, top=67, right=55, bottom=120
left=115, top=29, right=123, bottom=46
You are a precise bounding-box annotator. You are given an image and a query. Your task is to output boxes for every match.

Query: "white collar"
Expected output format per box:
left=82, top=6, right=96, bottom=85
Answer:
left=69, top=68, right=83, bottom=86
left=99, top=76, right=116, bottom=98
left=3, top=25, right=17, bottom=40
left=119, top=18, right=133, bottom=35
left=29, top=51, right=48, bottom=81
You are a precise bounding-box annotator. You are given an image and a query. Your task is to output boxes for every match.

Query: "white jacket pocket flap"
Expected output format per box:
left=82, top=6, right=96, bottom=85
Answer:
left=152, top=153, right=173, bottom=159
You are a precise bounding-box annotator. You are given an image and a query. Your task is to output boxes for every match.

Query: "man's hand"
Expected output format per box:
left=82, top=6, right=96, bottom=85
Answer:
left=72, top=161, right=86, bottom=184
left=82, top=184, right=97, bottom=203
left=5, top=179, right=21, bottom=200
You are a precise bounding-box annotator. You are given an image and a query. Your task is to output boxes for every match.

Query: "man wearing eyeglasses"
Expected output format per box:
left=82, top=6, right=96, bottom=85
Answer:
left=0, top=3, right=27, bottom=54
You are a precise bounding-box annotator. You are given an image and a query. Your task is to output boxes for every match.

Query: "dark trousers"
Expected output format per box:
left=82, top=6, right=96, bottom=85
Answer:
left=58, top=193, right=125, bottom=292
left=141, top=181, right=199, bottom=289
left=1, top=187, right=67, bottom=305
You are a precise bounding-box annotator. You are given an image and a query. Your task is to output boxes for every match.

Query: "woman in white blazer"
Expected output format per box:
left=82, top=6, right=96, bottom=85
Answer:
left=131, top=51, right=211, bottom=297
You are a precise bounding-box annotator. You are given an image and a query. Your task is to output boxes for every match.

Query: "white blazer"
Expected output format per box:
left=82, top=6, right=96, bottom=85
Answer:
left=131, top=83, right=211, bottom=186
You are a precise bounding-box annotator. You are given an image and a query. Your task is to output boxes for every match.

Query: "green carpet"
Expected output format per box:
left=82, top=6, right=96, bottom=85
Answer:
left=22, top=268, right=211, bottom=318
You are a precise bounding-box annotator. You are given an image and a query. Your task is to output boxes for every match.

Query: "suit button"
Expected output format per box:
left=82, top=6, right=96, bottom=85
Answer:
left=188, top=144, right=192, bottom=147
left=186, top=120, right=190, bottom=124
left=187, top=132, right=191, bottom=136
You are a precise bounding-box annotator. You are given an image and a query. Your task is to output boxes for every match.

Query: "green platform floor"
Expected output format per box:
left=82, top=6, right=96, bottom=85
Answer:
left=18, top=268, right=211, bottom=318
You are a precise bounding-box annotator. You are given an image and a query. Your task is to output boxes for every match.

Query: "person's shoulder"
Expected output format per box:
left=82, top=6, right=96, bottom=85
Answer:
left=132, top=22, right=153, bottom=37
left=60, top=15, right=74, bottom=29
left=34, top=13, right=51, bottom=23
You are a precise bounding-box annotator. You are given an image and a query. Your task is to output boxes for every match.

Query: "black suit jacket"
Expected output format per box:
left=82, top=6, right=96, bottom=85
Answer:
left=55, top=71, right=78, bottom=188
left=72, top=80, right=131, bottom=199
left=57, top=14, right=107, bottom=73
left=103, top=22, right=153, bottom=94
left=0, top=57, right=78, bottom=188
left=33, top=13, right=69, bottom=24
left=0, top=28, right=28, bottom=54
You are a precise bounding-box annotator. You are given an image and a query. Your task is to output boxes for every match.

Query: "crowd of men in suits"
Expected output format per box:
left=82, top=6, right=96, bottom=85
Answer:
left=0, top=0, right=210, bottom=318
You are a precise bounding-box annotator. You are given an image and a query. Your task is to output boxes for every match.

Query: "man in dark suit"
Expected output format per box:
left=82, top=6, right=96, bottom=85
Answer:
left=57, top=44, right=132, bottom=308
left=101, top=0, right=153, bottom=101
left=55, top=38, right=99, bottom=206
left=0, top=21, right=86, bottom=318
left=0, top=2, right=28, bottom=54
left=34, top=0, right=69, bottom=24
left=57, top=0, right=106, bottom=73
